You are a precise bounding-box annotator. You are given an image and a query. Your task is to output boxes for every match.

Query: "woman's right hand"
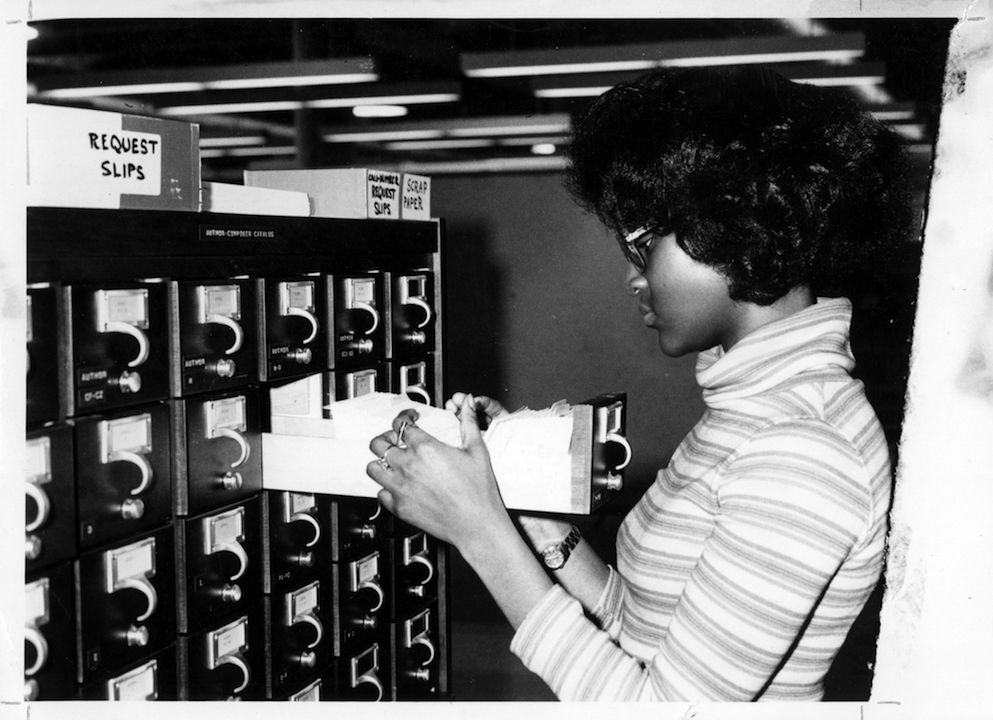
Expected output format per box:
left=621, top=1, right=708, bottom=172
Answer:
left=445, top=392, right=508, bottom=430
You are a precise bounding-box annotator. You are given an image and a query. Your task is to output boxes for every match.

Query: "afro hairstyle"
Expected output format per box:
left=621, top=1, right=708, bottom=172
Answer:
left=567, top=66, right=914, bottom=304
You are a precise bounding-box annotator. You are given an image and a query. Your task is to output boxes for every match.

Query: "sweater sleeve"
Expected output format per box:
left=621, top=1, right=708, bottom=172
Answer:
left=510, top=419, right=873, bottom=701
left=589, top=565, right=625, bottom=640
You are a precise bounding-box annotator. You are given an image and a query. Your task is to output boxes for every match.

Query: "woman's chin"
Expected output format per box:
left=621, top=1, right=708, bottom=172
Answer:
left=655, top=330, right=684, bottom=358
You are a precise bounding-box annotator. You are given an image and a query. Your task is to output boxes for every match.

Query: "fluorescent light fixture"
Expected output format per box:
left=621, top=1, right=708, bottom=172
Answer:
left=531, top=143, right=558, bottom=155
left=533, top=62, right=887, bottom=99
left=399, top=156, right=570, bottom=175
left=796, top=74, right=884, bottom=87
left=780, top=62, right=886, bottom=86
left=535, top=86, right=611, bottom=99
left=475, top=60, right=658, bottom=77
left=43, top=81, right=207, bottom=98
left=307, top=93, right=459, bottom=110
left=157, top=83, right=460, bottom=116
left=34, top=58, right=379, bottom=99
left=200, top=146, right=297, bottom=159
left=661, top=50, right=863, bottom=67
left=161, top=100, right=303, bottom=115
left=199, top=136, right=267, bottom=148
left=200, top=74, right=377, bottom=90
left=870, top=108, right=916, bottom=122
left=324, top=129, right=446, bottom=143
left=463, top=32, right=865, bottom=78
left=891, top=123, right=927, bottom=141
left=353, top=104, right=409, bottom=118
left=447, top=118, right=571, bottom=138
left=322, top=114, right=572, bottom=144
left=384, top=139, right=496, bottom=151
left=448, top=123, right=569, bottom=137
left=497, top=135, right=572, bottom=147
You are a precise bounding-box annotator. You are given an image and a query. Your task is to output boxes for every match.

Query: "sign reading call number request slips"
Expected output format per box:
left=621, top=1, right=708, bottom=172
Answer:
left=26, top=104, right=201, bottom=211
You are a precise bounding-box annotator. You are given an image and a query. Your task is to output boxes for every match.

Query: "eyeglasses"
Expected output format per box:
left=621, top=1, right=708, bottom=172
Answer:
left=618, top=224, right=666, bottom=272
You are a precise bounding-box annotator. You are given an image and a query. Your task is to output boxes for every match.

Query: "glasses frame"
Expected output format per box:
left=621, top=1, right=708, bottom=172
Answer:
left=618, top=224, right=666, bottom=272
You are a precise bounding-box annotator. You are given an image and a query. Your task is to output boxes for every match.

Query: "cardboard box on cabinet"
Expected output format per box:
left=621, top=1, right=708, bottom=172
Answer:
left=245, top=168, right=431, bottom=221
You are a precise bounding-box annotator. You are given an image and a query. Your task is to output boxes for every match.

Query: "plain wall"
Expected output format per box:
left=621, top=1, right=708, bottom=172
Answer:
left=434, top=171, right=704, bottom=700
left=433, top=171, right=704, bottom=509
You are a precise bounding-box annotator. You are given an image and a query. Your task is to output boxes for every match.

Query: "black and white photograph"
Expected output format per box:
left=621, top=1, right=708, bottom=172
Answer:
left=3, top=1, right=992, bottom=716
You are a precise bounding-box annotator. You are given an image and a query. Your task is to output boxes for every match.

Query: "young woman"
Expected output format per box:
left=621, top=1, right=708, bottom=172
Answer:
left=366, top=66, right=912, bottom=701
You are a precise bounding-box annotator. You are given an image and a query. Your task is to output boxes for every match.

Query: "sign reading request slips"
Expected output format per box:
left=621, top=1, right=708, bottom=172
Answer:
left=26, top=104, right=200, bottom=211
left=28, top=105, right=160, bottom=199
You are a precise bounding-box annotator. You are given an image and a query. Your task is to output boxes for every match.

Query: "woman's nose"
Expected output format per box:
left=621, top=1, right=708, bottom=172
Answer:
left=626, top=265, right=647, bottom=295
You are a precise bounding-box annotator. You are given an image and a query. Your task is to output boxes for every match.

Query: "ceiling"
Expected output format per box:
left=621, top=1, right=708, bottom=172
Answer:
left=25, top=17, right=955, bottom=181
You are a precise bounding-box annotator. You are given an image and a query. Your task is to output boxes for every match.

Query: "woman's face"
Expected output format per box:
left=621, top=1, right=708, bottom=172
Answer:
left=626, top=231, right=740, bottom=357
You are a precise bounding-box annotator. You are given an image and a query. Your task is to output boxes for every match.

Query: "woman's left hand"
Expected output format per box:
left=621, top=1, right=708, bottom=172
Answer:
left=366, top=394, right=508, bottom=550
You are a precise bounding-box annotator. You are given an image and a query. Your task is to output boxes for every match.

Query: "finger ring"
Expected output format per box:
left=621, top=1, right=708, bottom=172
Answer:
left=376, top=446, right=393, bottom=470
left=378, top=445, right=397, bottom=470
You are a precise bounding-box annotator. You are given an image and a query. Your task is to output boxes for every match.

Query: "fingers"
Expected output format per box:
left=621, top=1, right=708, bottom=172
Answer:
left=393, top=409, right=419, bottom=432
left=366, top=456, right=401, bottom=492
left=445, top=392, right=468, bottom=413
left=459, top=394, right=484, bottom=449
left=446, top=392, right=508, bottom=422
left=367, top=419, right=429, bottom=473
left=383, top=412, right=434, bottom=449
left=369, top=432, right=397, bottom=460
left=474, top=395, right=508, bottom=419
left=377, top=488, right=396, bottom=515
left=371, top=416, right=422, bottom=454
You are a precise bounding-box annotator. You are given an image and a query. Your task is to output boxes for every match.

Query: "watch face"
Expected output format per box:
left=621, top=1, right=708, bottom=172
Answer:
left=542, top=547, right=565, bottom=570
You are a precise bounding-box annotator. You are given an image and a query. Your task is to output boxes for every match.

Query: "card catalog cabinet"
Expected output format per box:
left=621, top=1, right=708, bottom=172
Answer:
left=26, top=207, right=450, bottom=701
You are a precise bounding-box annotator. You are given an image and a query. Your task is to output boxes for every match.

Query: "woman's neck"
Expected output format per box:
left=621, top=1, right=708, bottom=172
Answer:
left=722, top=285, right=815, bottom=351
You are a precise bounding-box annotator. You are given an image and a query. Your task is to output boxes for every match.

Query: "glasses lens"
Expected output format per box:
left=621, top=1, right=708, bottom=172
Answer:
left=617, top=239, right=642, bottom=269
left=619, top=226, right=651, bottom=271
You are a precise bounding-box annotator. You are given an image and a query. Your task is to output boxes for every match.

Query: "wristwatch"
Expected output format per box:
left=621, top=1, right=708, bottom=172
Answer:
left=539, top=526, right=582, bottom=570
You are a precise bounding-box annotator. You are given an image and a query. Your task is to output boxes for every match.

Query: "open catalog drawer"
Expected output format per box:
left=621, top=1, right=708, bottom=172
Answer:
left=260, top=380, right=629, bottom=515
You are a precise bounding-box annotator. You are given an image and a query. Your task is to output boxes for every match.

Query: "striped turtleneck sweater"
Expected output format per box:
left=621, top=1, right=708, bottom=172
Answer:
left=510, top=297, right=891, bottom=701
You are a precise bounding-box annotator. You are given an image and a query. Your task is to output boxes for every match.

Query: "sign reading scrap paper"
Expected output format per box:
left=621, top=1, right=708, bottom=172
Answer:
left=401, top=173, right=431, bottom=220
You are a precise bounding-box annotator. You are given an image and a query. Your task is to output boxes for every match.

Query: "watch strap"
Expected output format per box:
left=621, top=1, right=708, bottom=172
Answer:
left=541, top=525, right=582, bottom=570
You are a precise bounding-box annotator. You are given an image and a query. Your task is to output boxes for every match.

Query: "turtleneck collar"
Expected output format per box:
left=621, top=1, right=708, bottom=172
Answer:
left=696, top=297, right=855, bottom=410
